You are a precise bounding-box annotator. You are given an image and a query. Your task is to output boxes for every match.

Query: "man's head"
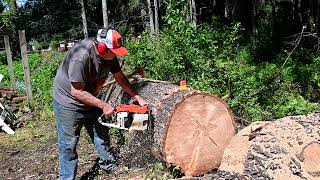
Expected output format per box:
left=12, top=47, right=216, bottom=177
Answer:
left=96, top=29, right=128, bottom=60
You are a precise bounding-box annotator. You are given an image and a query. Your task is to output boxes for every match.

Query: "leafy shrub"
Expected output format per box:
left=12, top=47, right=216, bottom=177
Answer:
left=0, top=51, right=65, bottom=106
left=124, top=0, right=316, bottom=122
left=49, top=41, right=59, bottom=51
left=30, top=39, right=42, bottom=51
left=31, top=51, right=65, bottom=104
left=0, top=51, right=6, bottom=65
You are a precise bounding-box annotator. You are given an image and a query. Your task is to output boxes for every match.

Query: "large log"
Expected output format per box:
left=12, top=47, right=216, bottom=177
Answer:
left=102, top=79, right=235, bottom=176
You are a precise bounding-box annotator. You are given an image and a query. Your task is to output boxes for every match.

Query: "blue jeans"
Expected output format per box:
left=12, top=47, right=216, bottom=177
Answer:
left=53, top=100, right=115, bottom=180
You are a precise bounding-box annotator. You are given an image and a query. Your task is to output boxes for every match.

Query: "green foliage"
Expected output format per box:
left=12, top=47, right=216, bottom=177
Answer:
left=0, top=51, right=6, bottom=64
left=0, top=0, right=317, bottom=125
left=31, top=51, right=65, bottom=105
left=49, top=41, right=59, bottom=51
left=0, top=51, right=64, bottom=107
left=29, top=39, right=42, bottom=51
left=145, top=162, right=173, bottom=180
left=124, top=0, right=316, bottom=122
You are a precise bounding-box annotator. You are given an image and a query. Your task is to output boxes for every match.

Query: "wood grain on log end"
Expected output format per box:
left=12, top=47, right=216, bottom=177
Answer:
left=302, top=142, right=320, bottom=177
left=102, top=80, right=235, bottom=176
left=162, top=93, right=235, bottom=177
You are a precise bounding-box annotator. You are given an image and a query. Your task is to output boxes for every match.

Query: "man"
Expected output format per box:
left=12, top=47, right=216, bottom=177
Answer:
left=53, top=29, right=147, bottom=180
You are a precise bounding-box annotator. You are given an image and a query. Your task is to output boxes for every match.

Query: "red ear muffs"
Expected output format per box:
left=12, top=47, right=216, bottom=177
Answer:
left=97, top=42, right=107, bottom=55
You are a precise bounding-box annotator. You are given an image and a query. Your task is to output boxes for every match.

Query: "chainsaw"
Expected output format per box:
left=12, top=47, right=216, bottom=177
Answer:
left=98, top=104, right=150, bottom=131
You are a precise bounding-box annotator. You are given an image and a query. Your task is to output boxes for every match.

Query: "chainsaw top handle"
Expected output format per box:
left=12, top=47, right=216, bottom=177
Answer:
left=115, top=104, right=148, bottom=114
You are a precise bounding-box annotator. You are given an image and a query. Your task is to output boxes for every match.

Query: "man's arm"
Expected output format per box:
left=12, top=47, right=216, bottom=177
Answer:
left=112, top=70, right=147, bottom=106
left=71, top=82, right=114, bottom=116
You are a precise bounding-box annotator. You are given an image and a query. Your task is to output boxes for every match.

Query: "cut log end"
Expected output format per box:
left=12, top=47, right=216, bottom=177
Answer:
left=302, top=142, right=320, bottom=176
left=163, top=94, right=235, bottom=176
left=104, top=81, right=235, bottom=176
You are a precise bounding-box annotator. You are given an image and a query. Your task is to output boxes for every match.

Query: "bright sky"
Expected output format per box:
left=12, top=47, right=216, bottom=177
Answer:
left=2, top=0, right=26, bottom=11
left=16, top=0, right=27, bottom=7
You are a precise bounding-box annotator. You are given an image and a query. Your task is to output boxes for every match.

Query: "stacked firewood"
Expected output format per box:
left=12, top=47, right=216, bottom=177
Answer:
left=0, top=86, right=32, bottom=128
left=0, top=86, right=27, bottom=105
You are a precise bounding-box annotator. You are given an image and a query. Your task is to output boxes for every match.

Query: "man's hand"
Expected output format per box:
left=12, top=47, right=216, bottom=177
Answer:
left=134, top=95, right=148, bottom=106
left=103, top=103, right=115, bottom=117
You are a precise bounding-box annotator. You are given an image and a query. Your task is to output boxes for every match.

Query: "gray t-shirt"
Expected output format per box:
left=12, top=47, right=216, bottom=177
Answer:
left=53, top=38, right=121, bottom=110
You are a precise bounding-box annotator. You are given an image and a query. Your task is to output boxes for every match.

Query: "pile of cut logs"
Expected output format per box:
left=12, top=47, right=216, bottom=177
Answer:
left=0, top=86, right=32, bottom=127
left=0, top=86, right=27, bottom=105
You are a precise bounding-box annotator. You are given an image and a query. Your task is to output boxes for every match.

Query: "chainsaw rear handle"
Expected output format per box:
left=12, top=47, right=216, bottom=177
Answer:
left=98, top=114, right=115, bottom=126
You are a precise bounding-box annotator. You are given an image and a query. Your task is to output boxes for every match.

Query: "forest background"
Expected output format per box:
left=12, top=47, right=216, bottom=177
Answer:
left=1, top=0, right=320, bottom=127
left=1, top=0, right=320, bottom=178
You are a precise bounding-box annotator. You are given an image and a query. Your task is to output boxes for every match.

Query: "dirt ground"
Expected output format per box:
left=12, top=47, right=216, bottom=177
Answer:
left=0, top=109, right=155, bottom=180
left=3, top=107, right=318, bottom=180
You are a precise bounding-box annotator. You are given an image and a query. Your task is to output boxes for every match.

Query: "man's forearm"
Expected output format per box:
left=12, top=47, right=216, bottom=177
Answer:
left=72, top=89, right=106, bottom=109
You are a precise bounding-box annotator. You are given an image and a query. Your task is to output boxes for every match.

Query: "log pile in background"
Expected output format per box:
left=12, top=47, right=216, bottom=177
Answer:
left=101, top=78, right=236, bottom=177
left=0, top=86, right=27, bottom=105
left=0, top=86, right=32, bottom=128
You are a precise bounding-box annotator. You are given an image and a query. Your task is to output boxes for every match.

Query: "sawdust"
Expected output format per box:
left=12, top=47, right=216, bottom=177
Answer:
left=219, top=113, right=320, bottom=180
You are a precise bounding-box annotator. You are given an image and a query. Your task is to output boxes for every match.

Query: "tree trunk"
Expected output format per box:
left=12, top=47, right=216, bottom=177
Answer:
left=102, top=0, right=108, bottom=29
left=314, top=0, right=320, bottom=34
left=80, top=0, right=88, bottom=38
left=232, top=0, right=252, bottom=33
left=102, top=79, right=235, bottom=176
left=214, top=0, right=225, bottom=19
left=18, top=30, right=33, bottom=107
left=4, top=35, right=16, bottom=90
left=251, top=0, right=257, bottom=48
left=153, top=0, right=159, bottom=36
left=190, top=0, right=197, bottom=26
left=147, top=0, right=155, bottom=36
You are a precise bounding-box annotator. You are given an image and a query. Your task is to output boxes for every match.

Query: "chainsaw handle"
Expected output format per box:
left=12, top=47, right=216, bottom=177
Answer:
left=102, top=103, right=115, bottom=117
left=98, top=114, right=116, bottom=123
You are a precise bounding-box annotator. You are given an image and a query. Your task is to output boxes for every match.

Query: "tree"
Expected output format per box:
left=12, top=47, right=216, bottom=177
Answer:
left=154, top=0, right=159, bottom=35
left=147, top=0, right=155, bottom=35
left=102, top=0, right=108, bottom=28
left=189, top=0, right=196, bottom=26
left=0, top=0, right=16, bottom=32
left=80, top=0, right=88, bottom=38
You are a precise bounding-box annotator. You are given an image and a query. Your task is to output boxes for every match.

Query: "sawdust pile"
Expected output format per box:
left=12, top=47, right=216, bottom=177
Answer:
left=218, top=114, right=320, bottom=180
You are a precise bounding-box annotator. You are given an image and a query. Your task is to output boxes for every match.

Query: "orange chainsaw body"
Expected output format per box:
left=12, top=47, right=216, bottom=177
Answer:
left=99, top=104, right=149, bottom=131
left=115, top=104, right=148, bottom=114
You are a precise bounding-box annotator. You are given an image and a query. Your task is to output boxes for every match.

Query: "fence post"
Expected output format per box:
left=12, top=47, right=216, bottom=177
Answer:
left=4, top=35, right=16, bottom=90
left=18, top=30, right=33, bottom=107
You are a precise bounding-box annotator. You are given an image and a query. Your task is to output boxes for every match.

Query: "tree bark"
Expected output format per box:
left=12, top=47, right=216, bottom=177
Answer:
left=102, top=79, right=235, bottom=176
left=80, top=0, right=88, bottom=38
left=314, top=0, right=320, bottom=34
left=147, top=0, right=155, bottom=36
left=190, top=0, right=197, bottom=26
left=214, top=0, right=225, bottom=18
left=153, top=0, right=159, bottom=36
left=251, top=0, right=257, bottom=48
left=18, top=30, right=33, bottom=107
left=102, top=0, right=108, bottom=28
left=4, top=35, right=16, bottom=90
